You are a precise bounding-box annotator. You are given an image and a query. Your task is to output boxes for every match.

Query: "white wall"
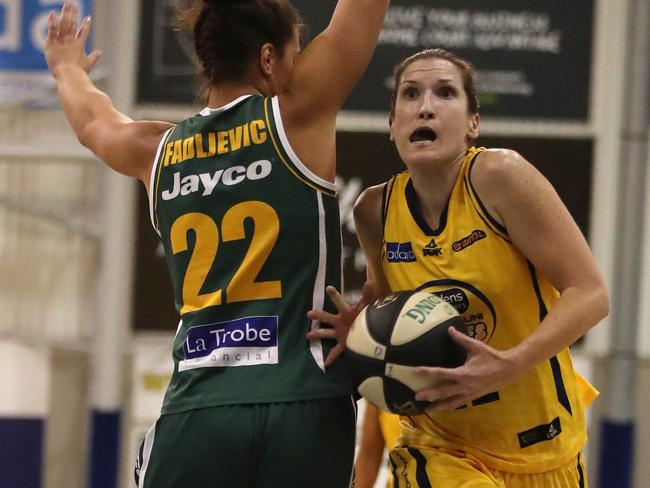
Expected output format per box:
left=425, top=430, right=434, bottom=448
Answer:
left=0, top=79, right=98, bottom=488
left=638, top=132, right=650, bottom=356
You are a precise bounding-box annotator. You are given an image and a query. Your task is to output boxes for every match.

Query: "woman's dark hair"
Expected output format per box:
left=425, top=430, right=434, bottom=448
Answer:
left=390, top=48, right=480, bottom=117
left=177, top=0, right=301, bottom=91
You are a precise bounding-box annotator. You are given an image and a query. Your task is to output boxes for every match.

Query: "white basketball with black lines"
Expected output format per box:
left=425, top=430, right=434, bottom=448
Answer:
left=345, top=290, right=468, bottom=415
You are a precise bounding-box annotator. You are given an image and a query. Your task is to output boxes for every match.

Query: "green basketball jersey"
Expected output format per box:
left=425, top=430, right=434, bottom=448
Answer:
left=149, top=95, right=352, bottom=414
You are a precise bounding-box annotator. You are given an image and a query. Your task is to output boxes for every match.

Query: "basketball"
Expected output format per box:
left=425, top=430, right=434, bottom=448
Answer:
left=345, top=290, right=468, bottom=415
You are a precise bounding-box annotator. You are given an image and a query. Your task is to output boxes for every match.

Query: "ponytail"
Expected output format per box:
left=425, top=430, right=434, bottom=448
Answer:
left=177, top=0, right=301, bottom=87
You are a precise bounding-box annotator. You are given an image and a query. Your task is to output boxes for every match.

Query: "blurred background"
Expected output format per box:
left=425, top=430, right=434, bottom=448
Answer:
left=0, top=0, right=648, bottom=487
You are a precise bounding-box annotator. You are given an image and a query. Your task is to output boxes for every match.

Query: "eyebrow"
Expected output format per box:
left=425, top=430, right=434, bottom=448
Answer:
left=400, top=77, right=456, bottom=86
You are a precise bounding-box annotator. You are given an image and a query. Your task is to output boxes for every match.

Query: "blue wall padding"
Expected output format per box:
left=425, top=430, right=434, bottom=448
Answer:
left=598, top=419, right=634, bottom=488
left=0, top=417, right=44, bottom=488
left=89, top=410, right=122, bottom=488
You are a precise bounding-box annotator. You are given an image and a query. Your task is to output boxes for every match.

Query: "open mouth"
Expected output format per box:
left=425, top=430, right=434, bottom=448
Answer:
left=409, top=127, right=437, bottom=144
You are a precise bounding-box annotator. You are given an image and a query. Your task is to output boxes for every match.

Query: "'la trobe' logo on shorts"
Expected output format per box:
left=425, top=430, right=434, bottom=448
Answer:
left=179, top=316, right=278, bottom=371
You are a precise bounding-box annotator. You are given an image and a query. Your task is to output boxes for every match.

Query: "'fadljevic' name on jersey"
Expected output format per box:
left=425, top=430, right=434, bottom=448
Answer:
left=161, top=159, right=272, bottom=201
left=162, top=119, right=268, bottom=167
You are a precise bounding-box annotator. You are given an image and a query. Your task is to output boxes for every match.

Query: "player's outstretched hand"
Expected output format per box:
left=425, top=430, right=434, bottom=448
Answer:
left=306, top=282, right=374, bottom=368
left=45, top=1, right=102, bottom=78
left=414, top=327, right=521, bottom=411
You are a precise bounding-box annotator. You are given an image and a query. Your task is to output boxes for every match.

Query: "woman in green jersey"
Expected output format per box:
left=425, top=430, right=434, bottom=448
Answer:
left=311, top=48, right=609, bottom=487
left=45, top=0, right=388, bottom=486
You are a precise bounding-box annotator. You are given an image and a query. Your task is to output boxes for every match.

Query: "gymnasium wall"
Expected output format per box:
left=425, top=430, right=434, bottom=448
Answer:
left=0, top=1, right=648, bottom=488
left=0, top=100, right=97, bottom=486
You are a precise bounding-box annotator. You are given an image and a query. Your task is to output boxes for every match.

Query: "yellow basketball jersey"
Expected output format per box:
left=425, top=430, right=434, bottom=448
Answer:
left=381, top=147, right=596, bottom=473
left=378, top=411, right=401, bottom=450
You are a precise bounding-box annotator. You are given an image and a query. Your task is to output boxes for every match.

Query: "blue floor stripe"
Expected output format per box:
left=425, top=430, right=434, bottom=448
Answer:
left=0, top=417, right=44, bottom=488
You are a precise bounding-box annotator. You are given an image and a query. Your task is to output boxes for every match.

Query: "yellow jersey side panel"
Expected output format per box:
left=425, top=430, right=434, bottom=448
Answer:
left=378, top=411, right=402, bottom=449
left=381, top=147, right=592, bottom=473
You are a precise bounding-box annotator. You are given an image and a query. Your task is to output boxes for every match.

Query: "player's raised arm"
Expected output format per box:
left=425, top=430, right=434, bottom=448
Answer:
left=278, top=0, right=390, bottom=183
left=288, top=0, right=390, bottom=114
left=45, top=2, right=173, bottom=186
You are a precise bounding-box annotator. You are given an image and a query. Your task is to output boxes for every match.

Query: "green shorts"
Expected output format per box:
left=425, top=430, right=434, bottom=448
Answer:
left=135, top=396, right=357, bottom=488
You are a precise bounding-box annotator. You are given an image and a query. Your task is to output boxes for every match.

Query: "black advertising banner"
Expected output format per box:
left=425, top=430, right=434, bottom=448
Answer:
left=295, top=0, right=594, bottom=119
left=137, top=0, right=594, bottom=120
left=137, top=0, right=200, bottom=105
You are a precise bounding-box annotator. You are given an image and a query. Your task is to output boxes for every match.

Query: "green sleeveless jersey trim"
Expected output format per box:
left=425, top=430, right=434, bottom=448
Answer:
left=148, top=94, right=352, bottom=414
left=148, top=126, right=174, bottom=235
left=264, top=96, right=337, bottom=196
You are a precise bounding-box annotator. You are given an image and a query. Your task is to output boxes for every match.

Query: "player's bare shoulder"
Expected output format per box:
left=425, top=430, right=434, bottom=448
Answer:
left=470, top=148, right=536, bottom=227
left=472, top=149, right=536, bottom=211
left=472, top=148, right=529, bottom=186
left=354, top=183, right=385, bottom=226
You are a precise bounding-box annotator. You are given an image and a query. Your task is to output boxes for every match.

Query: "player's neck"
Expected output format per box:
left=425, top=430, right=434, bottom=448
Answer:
left=409, top=154, right=464, bottom=229
left=411, top=178, right=453, bottom=230
left=206, top=82, right=262, bottom=109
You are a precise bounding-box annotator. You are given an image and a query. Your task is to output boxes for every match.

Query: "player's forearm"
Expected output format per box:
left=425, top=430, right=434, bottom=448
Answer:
left=354, top=460, right=380, bottom=488
left=53, top=64, right=129, bottom=148
left=354, top=447, right=383, bottom=488
left=505, top=284, right=609, bottom=373
left=303, top=0, right=389, bottom=106
left=331, top=0, right=390, bottom=32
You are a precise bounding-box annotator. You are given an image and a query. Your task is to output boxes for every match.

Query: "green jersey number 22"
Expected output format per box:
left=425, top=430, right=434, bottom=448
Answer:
left=170, top=201, right=282, bottom=315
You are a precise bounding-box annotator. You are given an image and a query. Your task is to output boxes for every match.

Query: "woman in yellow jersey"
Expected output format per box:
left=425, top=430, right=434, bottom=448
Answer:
left=310, top=48, right=608, bottom=488
left=45, top=1, right=388, bottom=487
